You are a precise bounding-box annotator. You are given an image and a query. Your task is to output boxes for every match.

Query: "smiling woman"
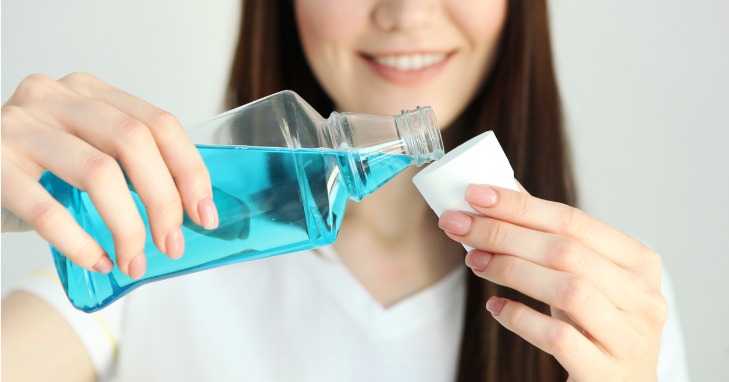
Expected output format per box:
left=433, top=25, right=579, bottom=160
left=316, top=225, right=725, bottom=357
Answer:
left=2, top=0, right=690, bottom=381
left=294, top=0, right=506, bottom=126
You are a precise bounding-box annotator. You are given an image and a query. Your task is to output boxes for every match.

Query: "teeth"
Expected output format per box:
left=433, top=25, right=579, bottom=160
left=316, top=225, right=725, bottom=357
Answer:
left=373, top=53, right=446, bottom=71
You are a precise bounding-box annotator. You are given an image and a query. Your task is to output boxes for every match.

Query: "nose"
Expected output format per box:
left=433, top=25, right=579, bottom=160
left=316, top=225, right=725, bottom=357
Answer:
left=372, top=0, right=439, bottom=32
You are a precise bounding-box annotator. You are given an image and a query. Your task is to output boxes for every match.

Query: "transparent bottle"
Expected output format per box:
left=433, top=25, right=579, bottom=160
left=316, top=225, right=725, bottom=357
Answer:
left=40, top=90, right=444, bottom=312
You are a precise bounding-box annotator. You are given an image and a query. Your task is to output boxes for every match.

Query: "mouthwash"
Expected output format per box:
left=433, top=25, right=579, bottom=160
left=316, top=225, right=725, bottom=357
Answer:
left=42, top=90, right=443, bottom=312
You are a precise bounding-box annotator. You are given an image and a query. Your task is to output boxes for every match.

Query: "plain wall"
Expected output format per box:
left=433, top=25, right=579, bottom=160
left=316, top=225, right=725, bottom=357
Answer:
left=2, top=1, right=728, bottom=380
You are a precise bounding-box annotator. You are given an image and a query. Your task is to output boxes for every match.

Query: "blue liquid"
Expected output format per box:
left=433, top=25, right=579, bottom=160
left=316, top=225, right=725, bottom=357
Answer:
left=41, top=145, right=411, bottom=312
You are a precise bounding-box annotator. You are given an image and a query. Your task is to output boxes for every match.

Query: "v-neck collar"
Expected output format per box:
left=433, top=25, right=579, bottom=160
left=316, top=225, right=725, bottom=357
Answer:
left=306, top=245, right=466, bottom=336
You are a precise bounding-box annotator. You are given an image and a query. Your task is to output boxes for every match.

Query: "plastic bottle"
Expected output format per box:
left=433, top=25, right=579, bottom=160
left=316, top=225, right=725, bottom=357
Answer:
left=40, top=90, right=444, bottom=312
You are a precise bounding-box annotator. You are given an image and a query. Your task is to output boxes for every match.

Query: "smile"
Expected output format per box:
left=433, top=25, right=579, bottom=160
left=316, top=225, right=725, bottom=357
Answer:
left=360, top=51, right=454, bottom=85
left=371, top=53, right=448, bottom=71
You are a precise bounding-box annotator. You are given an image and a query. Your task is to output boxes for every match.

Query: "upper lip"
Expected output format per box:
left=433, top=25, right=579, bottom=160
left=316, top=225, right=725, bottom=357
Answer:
left=360, top=50, right=455, bottom=58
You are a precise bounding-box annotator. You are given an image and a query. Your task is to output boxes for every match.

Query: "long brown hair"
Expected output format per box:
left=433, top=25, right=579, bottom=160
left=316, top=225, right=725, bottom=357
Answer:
left=228, top=1, right=574, bottom=380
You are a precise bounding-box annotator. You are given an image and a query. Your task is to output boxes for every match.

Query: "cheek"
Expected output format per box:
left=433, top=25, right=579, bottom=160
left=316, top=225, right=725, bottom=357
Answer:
left=295, top=3, right=340, bottom=99
left=294, top=1, right=365, bottom=56
left=295, top=2, right=331, bottom=54
left=432, top=1, right=507, bottom=127
left=295, top=1, right=376, bottom=113
left=451, top=0, right=507, bottom=57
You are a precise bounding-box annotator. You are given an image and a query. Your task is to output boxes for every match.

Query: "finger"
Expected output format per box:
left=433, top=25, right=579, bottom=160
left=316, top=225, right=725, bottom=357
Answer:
left=4, top=104, right=145, bottom=275
left=14, top=123, right=149, bottom=278
left=485, top=296, right=613, bottom=381
left=461, top=249, right=637, bottom=357
left=12, top=74, right=184, bottom=259
left=1, top=160, right=114, bottom=274
left=59, top=73, right=218, bottom=230
left=464, top=184, right=661, bottom=283
left=440, top=210, right=658, bottom=312
left=36, top=83, right=185, bottom=260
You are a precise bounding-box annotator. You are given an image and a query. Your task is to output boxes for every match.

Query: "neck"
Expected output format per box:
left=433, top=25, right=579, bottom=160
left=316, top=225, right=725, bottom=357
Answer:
left=333, top=167, right=464, bottom=307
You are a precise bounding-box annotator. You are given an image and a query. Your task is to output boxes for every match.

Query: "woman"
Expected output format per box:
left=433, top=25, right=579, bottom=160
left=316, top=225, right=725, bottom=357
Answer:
left=2, top=0, right=671, bottom=381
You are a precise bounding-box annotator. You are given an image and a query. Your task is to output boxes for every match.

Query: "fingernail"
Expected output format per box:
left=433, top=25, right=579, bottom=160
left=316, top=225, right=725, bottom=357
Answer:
left=128, top=254, right=146, bottom=280
left=438, top=211, right=472, bottom=235
left=92, top=255, right=114, bottom=274
left=465, top=184, right=498, bottom=207
left=166, top=226, right=185, bottom=260
left=486, top=296, right=507, bottom=316
left=465, top=250, right=493, bottom=272
left=198, top=197, right=219, bottom=230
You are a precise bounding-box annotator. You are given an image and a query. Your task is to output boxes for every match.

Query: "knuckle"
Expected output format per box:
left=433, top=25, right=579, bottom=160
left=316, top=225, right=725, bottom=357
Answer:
left=502, top=302, right=527, bottom=329
left=546, top=322, right=577, bottom=356
left=550, top=239, right=587, bottom=273
left=61, top=71, right=98, bottom=86
left=68, top=236, right=103, bottom=268
left=563, top=207, right=594, bottom=237
left=1, top=105, right=25, bottom=133
left=82, top=153, right=121, bottom=187
left=558, top=276, right=592, bottom=310
left=483, top=220, right=509, bottom=249
left=148, top=109, right=181, bottom=133
left=151, top=192, right=183, bottom=221
left=14, top=73, right=54, bottom=102
left=632, top=248, right=664, bottom=285
left=646, top=291, right=670, bottom=325
left=115, top=222, right=148, bottom=254
left=28, top=200, right=64, bottom=231
left=129, top=223, right=148, bottom=245
left=1, top=106, right=31, bottom=144
left=178, top=162, right=213, bottom=201
left=509, top=192, right=530, bottom=219
left=642, top=248, right=663, bottom=272
left=188, top=162, right=211, bottom=185
left=22, top=73, right=52, bottom=85
left=495, top=257, right=519, bottom=285
left=116, top=117, right=153, bottom=149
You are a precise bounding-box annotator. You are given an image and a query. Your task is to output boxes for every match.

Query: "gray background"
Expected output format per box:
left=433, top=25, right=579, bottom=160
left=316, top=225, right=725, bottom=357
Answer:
left=2, top=1, right=728, bottom=380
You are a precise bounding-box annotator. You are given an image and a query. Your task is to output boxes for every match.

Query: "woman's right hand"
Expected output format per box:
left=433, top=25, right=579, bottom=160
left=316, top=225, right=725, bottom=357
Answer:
left=1, top=73, right=219, bottom=279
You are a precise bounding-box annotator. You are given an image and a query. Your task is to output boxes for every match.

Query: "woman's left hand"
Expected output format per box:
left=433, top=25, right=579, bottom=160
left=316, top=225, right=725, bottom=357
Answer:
left=438, top=183, right=668, bottom=381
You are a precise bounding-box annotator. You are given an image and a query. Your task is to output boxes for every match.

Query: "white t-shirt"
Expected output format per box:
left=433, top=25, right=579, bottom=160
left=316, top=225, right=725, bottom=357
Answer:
left=16, top=246, right=466, bottom=382
left=13, top=246, right=690, bottom=382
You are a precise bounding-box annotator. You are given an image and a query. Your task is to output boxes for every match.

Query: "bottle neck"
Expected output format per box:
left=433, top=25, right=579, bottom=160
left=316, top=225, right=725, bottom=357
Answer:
left=327, top=107, right=444, bottom=166
left=327, top=107, right=444, bottom=200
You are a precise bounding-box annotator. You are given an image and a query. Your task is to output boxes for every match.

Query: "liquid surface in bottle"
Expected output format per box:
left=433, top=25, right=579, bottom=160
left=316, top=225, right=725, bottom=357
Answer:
left=41, top=145, right=411, bottom=311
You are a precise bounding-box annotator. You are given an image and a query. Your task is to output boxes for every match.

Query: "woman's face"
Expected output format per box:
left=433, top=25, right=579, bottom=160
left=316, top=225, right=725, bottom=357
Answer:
left=295, top=0, right=507, bottom=128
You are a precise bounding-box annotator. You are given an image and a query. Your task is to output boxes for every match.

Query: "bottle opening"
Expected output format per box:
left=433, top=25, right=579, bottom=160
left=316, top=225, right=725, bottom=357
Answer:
left=397, top=106, right=444, bottom=166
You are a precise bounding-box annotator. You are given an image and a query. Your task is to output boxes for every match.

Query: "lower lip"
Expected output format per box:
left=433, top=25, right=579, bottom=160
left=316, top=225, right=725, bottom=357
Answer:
left=361, top=54, right=451, bottom=86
